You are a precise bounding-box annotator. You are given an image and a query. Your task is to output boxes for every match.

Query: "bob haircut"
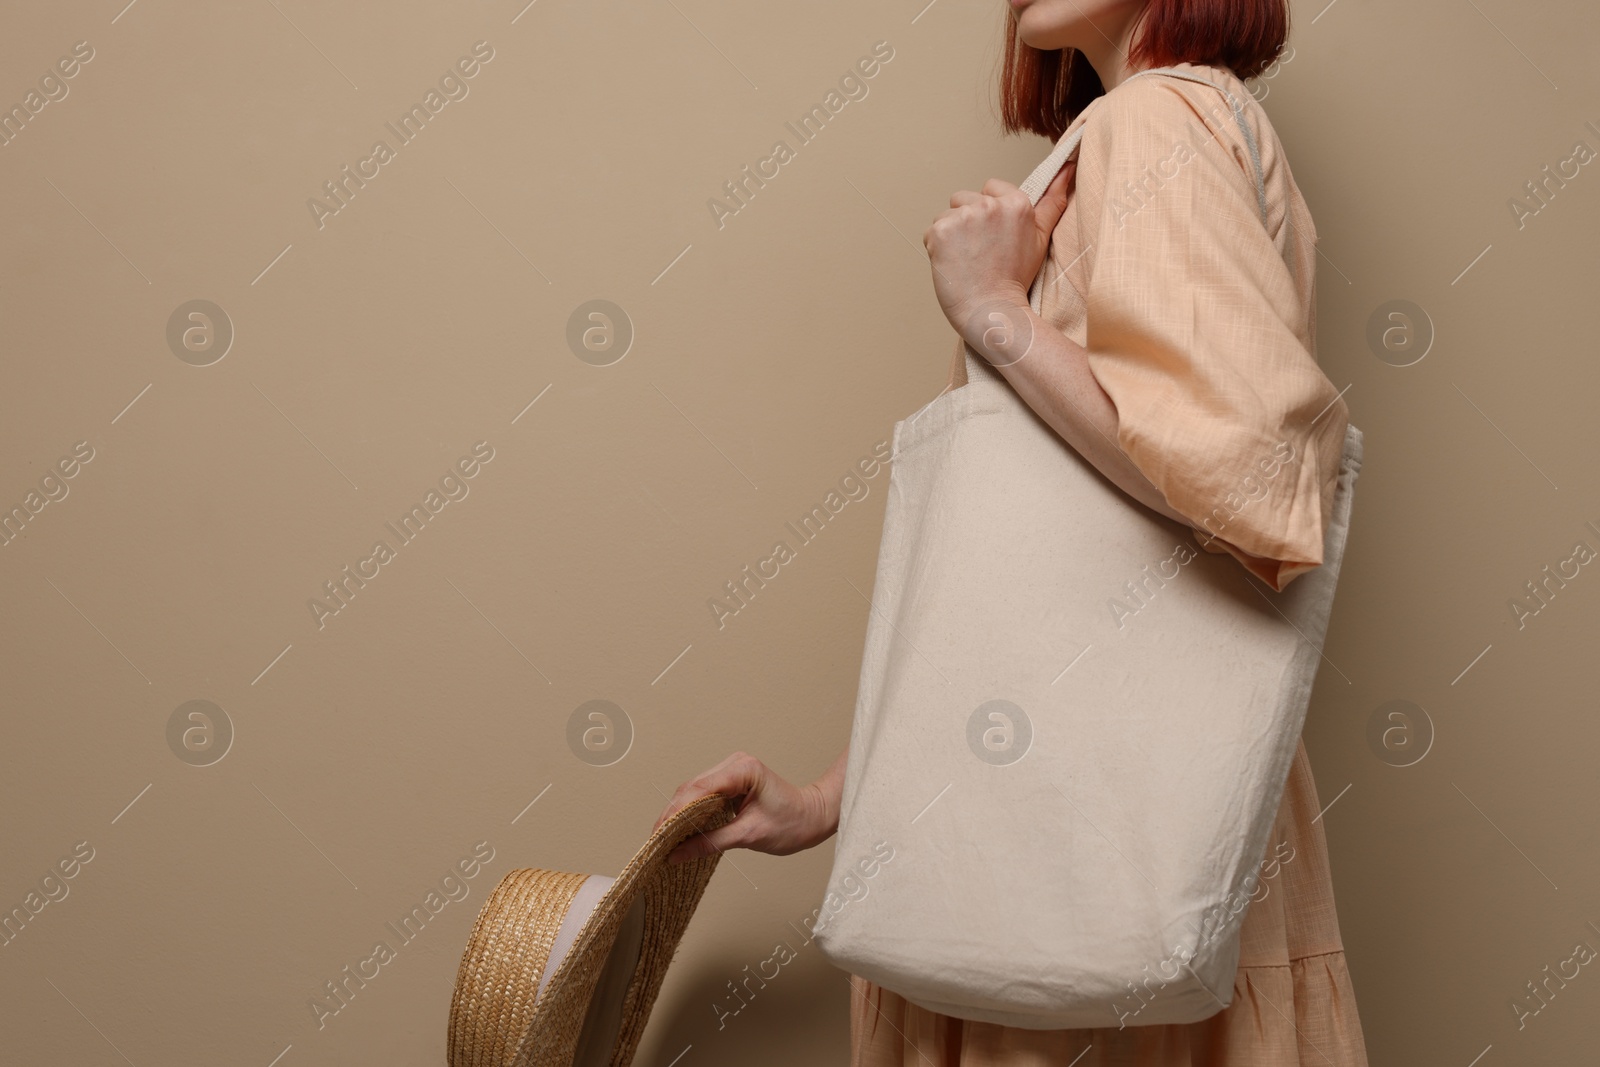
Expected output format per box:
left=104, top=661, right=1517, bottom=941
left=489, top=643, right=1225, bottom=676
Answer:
left=999, top=0, right=1290, bottom=140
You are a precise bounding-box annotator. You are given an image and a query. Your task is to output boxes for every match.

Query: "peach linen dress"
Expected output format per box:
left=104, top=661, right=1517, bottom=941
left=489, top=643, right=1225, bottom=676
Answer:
left=849, top=62, right=1369, bottom=1066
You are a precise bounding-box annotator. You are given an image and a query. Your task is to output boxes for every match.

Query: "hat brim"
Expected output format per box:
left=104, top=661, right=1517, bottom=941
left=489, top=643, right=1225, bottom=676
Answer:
left=448, top=792, right=738, bottom=1067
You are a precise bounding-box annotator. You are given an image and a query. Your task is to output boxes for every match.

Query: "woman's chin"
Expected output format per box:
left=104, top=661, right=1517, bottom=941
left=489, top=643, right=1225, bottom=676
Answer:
left=1017, top=30, right=1066, bottom=53
left=1013, top=12, right=1068, bottom=52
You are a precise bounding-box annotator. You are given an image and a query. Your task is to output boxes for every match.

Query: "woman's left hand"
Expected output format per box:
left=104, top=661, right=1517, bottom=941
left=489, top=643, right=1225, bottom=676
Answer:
left=923, top=162, right=1074, bottom=348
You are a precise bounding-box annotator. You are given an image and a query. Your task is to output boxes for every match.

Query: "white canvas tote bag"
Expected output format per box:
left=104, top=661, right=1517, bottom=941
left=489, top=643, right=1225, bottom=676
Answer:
left=812, top=67, right=1364, bottom=1030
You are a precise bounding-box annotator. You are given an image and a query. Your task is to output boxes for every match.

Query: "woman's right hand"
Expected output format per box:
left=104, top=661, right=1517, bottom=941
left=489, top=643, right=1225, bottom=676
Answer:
left=652, top=750, right=841, bottom=865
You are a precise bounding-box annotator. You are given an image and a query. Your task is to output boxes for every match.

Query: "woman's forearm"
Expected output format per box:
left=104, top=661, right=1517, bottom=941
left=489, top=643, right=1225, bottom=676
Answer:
left=952, top=304, right=1196, bottom=531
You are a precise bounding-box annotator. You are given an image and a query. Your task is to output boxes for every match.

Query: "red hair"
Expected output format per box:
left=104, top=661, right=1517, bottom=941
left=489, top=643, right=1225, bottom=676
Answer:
left=999, top=0, right=1290, bottom=140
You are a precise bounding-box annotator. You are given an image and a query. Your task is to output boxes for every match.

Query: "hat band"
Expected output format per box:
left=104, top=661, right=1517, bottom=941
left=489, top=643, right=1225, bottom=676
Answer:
left=537, top=874, right=616, bottom=999
left=536, top=873, right=648, bottom=1067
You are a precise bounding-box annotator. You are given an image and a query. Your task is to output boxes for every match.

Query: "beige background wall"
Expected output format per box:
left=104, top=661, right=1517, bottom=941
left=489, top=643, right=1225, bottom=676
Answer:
left=2, top=0, right=1597, bottom=1063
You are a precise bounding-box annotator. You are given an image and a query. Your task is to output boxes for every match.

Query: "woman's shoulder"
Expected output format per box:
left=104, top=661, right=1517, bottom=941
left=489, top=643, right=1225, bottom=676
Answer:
left=1080, top=63, right=1265, bottom=187
left=1092, top=61, right=1263, bottom=140
left=1078, top=61, right=1255, bottom=167
left=1090, top=61, right=1311, bottom=239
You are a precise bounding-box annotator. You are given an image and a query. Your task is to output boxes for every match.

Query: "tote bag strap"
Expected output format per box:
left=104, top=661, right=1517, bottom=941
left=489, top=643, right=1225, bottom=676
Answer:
left=963, top=66, right=1267, bottom=377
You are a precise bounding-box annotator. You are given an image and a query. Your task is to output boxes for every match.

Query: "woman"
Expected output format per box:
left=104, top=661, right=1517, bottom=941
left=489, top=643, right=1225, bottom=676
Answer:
left=656, top=1, right=1369, bottom=1063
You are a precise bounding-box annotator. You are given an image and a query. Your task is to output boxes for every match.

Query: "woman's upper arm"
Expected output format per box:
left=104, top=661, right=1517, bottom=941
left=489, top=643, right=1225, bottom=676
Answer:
left=1076, top=80, right=1348, bottom=591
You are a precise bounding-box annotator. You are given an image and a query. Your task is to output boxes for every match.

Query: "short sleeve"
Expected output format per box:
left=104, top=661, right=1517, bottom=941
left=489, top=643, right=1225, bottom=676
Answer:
left=1075, top=78, right=1349, bottom=592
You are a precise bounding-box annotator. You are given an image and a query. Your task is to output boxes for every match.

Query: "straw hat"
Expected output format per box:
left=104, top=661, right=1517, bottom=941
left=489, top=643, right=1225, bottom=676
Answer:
left=448, top=792, right=738, bottom=1067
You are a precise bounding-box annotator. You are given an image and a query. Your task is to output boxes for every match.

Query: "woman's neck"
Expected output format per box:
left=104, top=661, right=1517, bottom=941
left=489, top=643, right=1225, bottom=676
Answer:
left=1073, top=13, right=1151, bottom=92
